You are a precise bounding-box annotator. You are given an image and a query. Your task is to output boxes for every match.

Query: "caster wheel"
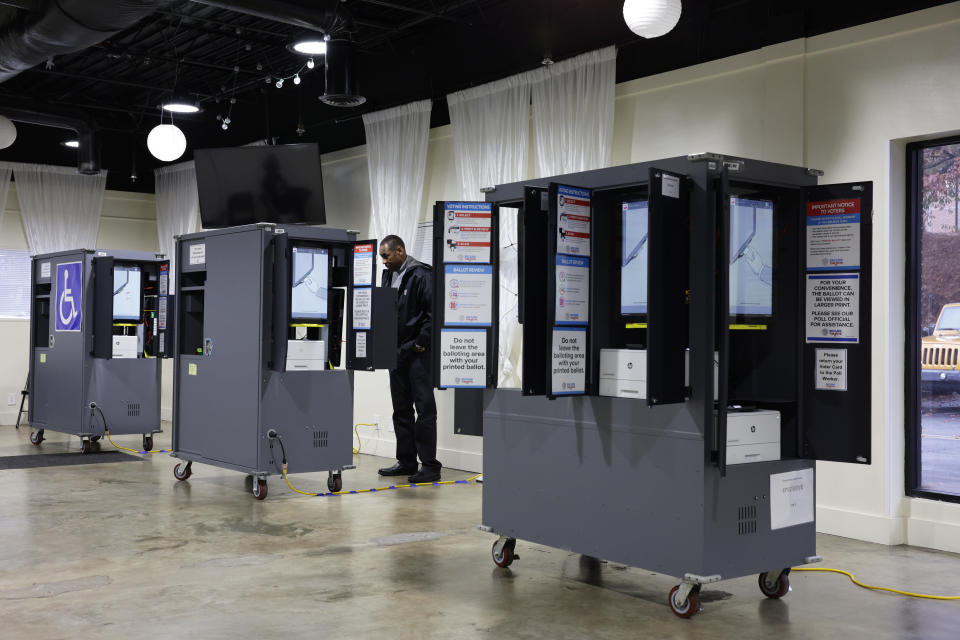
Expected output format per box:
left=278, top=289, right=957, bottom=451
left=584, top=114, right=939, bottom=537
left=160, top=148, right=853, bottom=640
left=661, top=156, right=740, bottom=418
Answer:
left=253, top=478, right=268, bottom=500
left=80, top=439, right=92, bottom=454
left=142, top=435, right=154, bottom=451
left=90, top=435, right=101, bottom=442
left=328, top=474, right=342, bottom=493
left=173, top=462, right=192, bottom=481
left=30, top=430, right=44, bottom=446
left=492, top=539, right=516, bottom=568
left=758, top=571, right=790, bottom=599
left=668, top=585, right=701, bottom=618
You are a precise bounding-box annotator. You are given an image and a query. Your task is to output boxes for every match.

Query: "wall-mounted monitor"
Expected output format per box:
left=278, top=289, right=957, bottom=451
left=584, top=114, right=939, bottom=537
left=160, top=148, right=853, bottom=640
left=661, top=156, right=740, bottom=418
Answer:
left=620, top=199, right=649, bottom=315
left=194, top=143, right=326, bottom=228
left=729, top=196, right=774, bottom=316
left=113, top=265, right=142, bottom=321
left=291, top=246, right=329, bottom=320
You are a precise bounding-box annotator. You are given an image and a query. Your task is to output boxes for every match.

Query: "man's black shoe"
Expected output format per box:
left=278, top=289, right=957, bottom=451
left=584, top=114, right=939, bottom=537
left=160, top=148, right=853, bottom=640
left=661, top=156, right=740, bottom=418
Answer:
left=379, top=462, right=418, bottom=477
left=408, top=469, right=441, bottom=484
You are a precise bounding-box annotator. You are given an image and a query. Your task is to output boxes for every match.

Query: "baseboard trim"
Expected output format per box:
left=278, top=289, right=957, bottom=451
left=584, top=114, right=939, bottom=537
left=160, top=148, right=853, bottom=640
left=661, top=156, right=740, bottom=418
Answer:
left=905, top=515, right=960, bottom=555
left=0, top=409, right=22, bottom=426
left=816, top=506, right=906, bottom=545
left=357, top=434, right=482, bottom=474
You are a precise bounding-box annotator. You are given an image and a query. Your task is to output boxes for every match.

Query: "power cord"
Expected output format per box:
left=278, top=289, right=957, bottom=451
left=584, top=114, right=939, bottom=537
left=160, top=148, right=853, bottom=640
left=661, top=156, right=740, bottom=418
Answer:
left=90, top=402, right=168, bottom=455
left=793, top=567, right=960, bottom=601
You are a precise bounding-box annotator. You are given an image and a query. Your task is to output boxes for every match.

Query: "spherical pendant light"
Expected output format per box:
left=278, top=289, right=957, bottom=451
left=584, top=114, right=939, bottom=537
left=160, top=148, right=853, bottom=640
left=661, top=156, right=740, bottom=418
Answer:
left=147, top=123, right=187, bottom=162
left=622, top=0, right=682, bottom=39
left=0, top=115, right=17, bottom=149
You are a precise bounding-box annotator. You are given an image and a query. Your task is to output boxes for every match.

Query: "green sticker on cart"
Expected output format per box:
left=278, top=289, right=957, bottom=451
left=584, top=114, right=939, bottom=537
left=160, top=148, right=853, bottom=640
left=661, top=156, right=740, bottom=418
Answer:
left=188, top=363, right=197, bottom=376
left=40, top=353, right=46, bottom=363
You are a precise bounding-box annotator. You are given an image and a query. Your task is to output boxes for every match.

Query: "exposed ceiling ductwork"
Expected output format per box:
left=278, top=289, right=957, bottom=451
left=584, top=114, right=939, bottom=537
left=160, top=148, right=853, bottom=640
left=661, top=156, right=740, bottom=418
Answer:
left=188, top=0, right=352, bottom=34
left=0, top=0, right=162, bottom=84
left=0, top=99, right=100, bottom=173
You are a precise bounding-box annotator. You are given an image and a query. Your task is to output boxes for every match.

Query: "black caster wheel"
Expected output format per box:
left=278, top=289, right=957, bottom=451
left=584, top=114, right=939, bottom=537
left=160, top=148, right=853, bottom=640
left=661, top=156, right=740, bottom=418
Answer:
left=173, top=462, right=192, bottom=481
left=668, top=585, right=701, bottom=618
left=492, top=539, right=516, bottom=568
left=30, top=430, right=44, bottom=445
left=253, top=478, right=268, bottom=500
left=758, top=571, right=790, bottom=599
left=90, top=435, right=101, bottom=442
left=142, top=435, right=154, bottom=451
left=80, top=439, right=92, bottom=454
left=328, top=474, right=343, bottom=493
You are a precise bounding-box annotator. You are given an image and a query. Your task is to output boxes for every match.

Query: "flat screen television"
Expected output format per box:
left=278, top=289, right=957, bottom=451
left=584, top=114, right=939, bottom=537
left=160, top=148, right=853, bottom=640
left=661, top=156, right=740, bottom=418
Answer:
left=291, top=246, right=329, bottom=320
left=113, top=265, right=141, bottom=321
left=194, top=143, right=326, bottom=228
left=729, top=196, right=774, bottom=316
left=620, top=199, right=649, bottom=315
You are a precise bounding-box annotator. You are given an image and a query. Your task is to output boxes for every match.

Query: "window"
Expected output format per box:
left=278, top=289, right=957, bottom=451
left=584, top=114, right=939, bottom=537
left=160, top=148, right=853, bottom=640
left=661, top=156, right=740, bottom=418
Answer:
left=906, top=137, right=960, bottom=502
left=0, top=249, right=31, bottom=319
left=414, top=221, right=433, bottom=266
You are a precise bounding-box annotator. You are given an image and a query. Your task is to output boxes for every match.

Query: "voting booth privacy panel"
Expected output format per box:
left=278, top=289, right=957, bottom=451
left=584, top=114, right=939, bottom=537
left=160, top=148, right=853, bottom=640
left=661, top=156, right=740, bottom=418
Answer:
left=170, top=223, right=396, bottom=499
left=435, top=154, right=872, bottom=617
left=27, top=249, right=171, bottom=452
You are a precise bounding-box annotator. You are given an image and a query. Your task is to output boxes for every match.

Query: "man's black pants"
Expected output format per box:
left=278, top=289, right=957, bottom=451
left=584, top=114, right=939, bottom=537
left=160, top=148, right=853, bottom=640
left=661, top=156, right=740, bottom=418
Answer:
left=388, top=351, right=441, bottom=470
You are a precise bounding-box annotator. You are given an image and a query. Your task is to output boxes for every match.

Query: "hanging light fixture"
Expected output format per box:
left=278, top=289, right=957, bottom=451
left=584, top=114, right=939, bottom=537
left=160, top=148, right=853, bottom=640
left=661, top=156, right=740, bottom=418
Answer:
left=622, top=0, right=682, bottom=39
left=61, top=139, right=79, bottom=148
left=147, top=123, right=186, bottom=162
left=287, top=32, right=328, bottom=56
left=0, top=115, right=17, bottom=149
left=162, top=94, right=201, bottom=114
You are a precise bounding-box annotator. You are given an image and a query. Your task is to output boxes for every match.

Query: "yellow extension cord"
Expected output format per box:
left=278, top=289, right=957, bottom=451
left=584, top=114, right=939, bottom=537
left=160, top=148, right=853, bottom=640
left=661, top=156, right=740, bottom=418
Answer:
left=792, top=567, right=960, bottom=601
left=282, top=464, right=482, bottom=497
left=104, top=431, right=169, bottom=455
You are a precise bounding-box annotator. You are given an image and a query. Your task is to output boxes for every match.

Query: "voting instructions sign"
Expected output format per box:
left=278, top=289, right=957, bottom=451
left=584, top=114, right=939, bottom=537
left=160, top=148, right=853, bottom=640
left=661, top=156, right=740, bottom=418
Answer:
left=443, top=202, right=492, bottom=264
left=557, top=185, right=591, bottom=257
left=56, top=261, right=82, bottom=332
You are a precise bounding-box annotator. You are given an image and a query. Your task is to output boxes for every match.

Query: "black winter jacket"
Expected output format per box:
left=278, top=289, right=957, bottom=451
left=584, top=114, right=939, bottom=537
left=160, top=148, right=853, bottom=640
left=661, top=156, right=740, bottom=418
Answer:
left=380, top=256, right=432, bottom=366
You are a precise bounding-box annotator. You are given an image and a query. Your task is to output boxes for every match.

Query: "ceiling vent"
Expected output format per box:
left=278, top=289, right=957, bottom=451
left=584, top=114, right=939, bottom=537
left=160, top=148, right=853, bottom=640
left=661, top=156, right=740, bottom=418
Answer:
left=320, top=40, right=365, bottom=107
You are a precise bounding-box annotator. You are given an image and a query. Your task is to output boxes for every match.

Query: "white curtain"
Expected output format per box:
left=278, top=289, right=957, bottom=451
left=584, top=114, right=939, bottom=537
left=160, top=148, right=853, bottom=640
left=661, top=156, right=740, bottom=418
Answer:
left=531, top=46, right=617, bottom=177
left=448, top=77, right=533, bottom=387
left=13, top=163, right=106, bottom=255
left=362, top=99, right=432, bottom=264
left=0, top=162, right=12, bottom=240
left=155, top=161, right=200, bottom=288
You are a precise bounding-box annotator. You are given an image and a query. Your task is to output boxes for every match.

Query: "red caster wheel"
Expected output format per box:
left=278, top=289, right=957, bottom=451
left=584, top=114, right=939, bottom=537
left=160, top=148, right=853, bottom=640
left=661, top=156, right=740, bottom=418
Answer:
left=173, top=462, right=192, bottom=481
left=328, top=474, right=342, bottom=493
left=491, top=539, right=516, bottom=568
left=30, top=430, right=44, bottom=445
left=758, top=571, right=790, bottom=599
left=668, top=585, right=701, bottom=618
left=80, top=439, right=92, bottom=454
left=253, top=477, right=268, bottom=500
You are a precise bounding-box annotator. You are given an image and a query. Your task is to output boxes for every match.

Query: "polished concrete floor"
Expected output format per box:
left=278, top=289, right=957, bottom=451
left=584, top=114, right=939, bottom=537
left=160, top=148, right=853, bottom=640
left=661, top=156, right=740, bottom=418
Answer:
left=1, top=425, right=958, bottom=640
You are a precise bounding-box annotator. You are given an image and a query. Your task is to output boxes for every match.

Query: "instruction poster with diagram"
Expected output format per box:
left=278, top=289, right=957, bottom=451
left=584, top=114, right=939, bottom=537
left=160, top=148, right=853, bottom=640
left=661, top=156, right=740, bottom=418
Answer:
left=353, top=243, right=374, bottom=286
left=805, top=273, right=859, bottom=343
left=439, top=328, right=487, bottom=388
left=443, top=202, right=492, bottom=264
left=770, top=468, right=814, bottom=530
left=806, top=198, right=861, bottom=271
left=551, top=327, right=587, bottom=395
left=815, top=348, right=848, bottom=391
left=352, top=287, right=371, bottom=330
left=557, top=185, right=591, bottom=257
left=444, top=264, right=493, bottom=326
left=555, top=254, right=589, bottom=325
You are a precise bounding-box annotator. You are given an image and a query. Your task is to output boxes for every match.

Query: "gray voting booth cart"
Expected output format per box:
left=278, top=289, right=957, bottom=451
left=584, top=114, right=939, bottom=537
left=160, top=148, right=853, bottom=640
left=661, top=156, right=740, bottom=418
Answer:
left=431, top=154, right=873, bottom=617
left=27, top=249, right=172, bottom=453
left=170, top=224, right=396, bottom=499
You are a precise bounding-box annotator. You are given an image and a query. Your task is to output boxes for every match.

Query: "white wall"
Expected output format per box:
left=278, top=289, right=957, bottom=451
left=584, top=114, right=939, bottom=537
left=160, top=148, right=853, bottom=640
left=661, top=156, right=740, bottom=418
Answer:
left=3, top=3, right=960, bottom=551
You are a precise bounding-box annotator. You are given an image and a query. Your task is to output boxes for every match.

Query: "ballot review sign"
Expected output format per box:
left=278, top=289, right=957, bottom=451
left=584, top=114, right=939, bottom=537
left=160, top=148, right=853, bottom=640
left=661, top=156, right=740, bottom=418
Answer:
left=444, top=264, right=493, bottom=326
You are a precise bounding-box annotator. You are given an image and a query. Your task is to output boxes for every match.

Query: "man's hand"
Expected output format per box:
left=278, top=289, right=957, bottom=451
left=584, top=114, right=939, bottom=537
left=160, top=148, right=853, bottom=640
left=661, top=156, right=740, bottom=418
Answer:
left=413, top=344, right=426, bottom=353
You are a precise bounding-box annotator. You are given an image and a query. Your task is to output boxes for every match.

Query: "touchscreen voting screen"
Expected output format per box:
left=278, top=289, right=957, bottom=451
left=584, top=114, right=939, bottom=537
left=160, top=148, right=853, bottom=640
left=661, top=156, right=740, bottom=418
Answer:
left=113, top=265, right=141, bottom=321
left=291, top=246, right=329, bottom=319
left=620, top=199, right=649, bottom=315
left=729, top=197, right=774, bottom=316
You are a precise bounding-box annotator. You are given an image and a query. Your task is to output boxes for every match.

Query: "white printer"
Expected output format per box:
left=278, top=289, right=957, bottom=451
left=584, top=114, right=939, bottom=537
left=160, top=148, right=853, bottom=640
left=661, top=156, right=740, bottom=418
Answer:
left=598, top=348, right=718, bottom=400
left=724, top=409, right=781, bottom=464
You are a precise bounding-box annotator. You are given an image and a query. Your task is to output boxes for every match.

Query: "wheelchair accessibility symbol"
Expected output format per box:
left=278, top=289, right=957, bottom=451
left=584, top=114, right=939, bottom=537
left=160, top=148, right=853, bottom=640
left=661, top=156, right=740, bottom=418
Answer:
left=56, top=262, right=82, bottom=332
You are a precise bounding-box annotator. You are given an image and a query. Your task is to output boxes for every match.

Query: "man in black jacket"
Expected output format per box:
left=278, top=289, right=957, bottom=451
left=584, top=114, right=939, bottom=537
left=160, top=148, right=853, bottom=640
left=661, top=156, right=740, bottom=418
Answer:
left=377, top=235, right=442, bottom=483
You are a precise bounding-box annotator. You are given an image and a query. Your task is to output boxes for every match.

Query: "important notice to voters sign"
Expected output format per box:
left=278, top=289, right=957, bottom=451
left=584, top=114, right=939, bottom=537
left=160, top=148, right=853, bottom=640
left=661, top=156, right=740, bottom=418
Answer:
left=806, top=198, right=860, bottom=271
left=439, top=328, right=486, bottom=388
left=806, top=273, right=859, bottom=343
left=443, top=202, right=492, bottom=264
left=444, top=264, right=493, bottom=326
left=352, top=243, right=374, bottom=286
left=557, top=185, right=591, bottom=257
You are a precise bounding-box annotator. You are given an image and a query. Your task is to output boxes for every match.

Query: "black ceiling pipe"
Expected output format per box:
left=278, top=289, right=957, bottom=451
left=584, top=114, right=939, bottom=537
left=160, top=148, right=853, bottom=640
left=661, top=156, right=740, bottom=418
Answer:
left=0, top=102, right=101, bottom=173
left=189, top=0, right=351, bottom=34
left=0, top=0, right=161, bottom=83
left=321, top=39, right=365, bottom=107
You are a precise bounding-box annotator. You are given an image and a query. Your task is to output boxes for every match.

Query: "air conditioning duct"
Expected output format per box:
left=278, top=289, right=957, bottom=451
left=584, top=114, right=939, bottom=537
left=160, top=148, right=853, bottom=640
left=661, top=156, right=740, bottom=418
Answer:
left=320, top=40, right=365, bottom=108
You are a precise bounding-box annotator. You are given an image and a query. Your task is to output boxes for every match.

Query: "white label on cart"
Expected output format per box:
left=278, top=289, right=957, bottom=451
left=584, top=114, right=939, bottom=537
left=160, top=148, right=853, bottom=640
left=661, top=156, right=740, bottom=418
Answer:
left=770, top=468, right=814, bottom=530
left=815, top=348, right=847, bottom=391
left=158, top=296, right=167, bottom=330
left=40, top=261, right=51, bottom=278
left=353, top=287, right=371, bottom=330
left=662, top=173, right=680, bottom=199
left=159, top=273, right=168, bottom=296
left=805, top=273, right=859, bottom=343
left=189, top=243, right=206, bottom=265
left=355, top=331, right=367, bottom=359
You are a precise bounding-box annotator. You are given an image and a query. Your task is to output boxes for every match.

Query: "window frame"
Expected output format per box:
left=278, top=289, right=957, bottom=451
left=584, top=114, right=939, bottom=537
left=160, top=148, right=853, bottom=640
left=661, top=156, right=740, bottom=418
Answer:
left=905, top=134, right=960, bottom=504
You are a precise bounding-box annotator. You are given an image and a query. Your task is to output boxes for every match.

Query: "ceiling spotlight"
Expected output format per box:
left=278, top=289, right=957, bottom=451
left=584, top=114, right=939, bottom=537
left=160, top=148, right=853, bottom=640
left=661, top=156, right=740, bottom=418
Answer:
left=622, top=0, right=682, bottom=39
left=162, top=94, right=200, bottom=114
left=288, top=32, right=327, bottom=56
left=307, top=57, right=315, bottom=69
left=275, top=78, right=284, bottom=88
left=293, top=74, right=301, bottom=85
left=61, top=139, right=79, bottom=148
left=147, top=123, right=186, bottom=162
